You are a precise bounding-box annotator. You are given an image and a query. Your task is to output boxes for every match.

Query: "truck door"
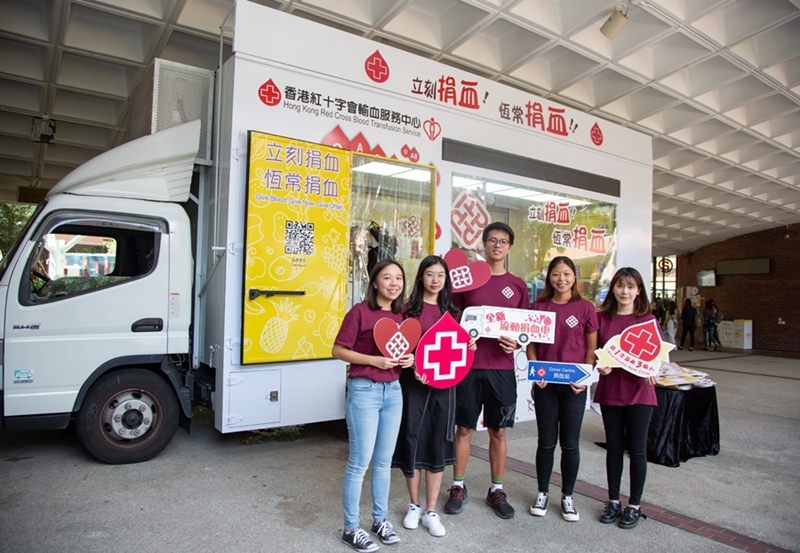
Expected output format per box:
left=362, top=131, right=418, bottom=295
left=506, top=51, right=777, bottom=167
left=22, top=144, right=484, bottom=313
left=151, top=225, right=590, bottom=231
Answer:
left=3, top=211, right=170, bottom=418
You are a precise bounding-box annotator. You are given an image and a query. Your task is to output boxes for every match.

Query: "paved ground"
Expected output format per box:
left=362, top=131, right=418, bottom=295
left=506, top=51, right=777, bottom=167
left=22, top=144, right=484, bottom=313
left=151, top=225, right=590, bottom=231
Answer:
left=1, top=348, right=798, bottom=553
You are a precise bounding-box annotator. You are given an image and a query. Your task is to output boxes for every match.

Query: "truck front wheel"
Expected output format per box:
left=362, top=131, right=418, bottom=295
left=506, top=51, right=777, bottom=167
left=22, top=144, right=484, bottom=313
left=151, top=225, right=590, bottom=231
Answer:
left=76, top=369, right=179, bottom=464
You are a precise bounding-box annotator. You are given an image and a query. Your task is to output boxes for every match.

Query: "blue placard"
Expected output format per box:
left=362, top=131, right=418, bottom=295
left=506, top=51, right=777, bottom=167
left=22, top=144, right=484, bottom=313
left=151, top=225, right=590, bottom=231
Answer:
left=527, top=361, right=593, bottom=385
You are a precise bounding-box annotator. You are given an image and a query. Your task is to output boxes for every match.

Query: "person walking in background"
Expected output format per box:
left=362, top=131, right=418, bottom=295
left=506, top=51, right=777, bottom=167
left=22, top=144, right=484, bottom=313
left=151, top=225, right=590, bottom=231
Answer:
left=333, top=259, right=414, bottom=553
left=526, top=256, right=598, bottom=523
left=595, top=267, right=660, bottom=530
left=703, top=299, right=723, bottom=351
left=445, top=222, right=529, bottom=520
left=678, top=298, right=697, bottom=351
left=663, top=300, right=678, bottom=345
left=394, top=255, right=475, bottom=538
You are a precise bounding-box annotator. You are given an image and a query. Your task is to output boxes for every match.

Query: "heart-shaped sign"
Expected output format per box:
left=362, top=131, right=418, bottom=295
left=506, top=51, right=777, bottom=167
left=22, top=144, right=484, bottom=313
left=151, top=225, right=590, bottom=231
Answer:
left=373, top=318, right=422, bottom=360
left=416, top=312, right=474, bottom=389
left=444, top=248, right=492, bottom=293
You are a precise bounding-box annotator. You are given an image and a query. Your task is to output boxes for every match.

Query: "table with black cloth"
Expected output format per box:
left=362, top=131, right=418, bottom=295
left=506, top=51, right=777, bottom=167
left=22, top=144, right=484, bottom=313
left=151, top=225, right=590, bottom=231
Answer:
left=646, top=386, right=720, bottom=467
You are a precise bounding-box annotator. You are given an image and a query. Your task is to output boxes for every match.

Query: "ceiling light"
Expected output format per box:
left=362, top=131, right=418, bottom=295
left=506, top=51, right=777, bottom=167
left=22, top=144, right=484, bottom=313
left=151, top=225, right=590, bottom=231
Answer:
left=31, top=116, right=55, bottom=143
left=600, top=2, right=629, bottom=40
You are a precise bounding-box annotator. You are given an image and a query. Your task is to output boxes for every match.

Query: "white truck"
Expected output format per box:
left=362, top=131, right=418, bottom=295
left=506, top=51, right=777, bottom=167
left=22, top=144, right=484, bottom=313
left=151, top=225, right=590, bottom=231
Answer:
left=0, top=120, right=358, bottom=464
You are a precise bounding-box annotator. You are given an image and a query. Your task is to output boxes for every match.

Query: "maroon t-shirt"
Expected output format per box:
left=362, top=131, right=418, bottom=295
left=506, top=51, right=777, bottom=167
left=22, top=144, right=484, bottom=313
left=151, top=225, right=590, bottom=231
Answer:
left=335, top=302, right=404, bottom=383
left=404, top=301, right=444, bottom=334
left=531, top=298, right=598, bottom=364
left=456, top=272, right=529, bottom=370
left=594, top=312, right=659, bottom=407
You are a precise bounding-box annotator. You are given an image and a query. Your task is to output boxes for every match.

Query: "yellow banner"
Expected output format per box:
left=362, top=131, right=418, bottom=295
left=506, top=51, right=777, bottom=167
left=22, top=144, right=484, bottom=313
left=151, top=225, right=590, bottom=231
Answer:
left=242, top=132, right=351, bottom=364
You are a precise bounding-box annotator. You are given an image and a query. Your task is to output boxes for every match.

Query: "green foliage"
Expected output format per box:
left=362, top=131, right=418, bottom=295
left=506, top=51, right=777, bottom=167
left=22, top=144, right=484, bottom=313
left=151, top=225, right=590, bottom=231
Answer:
left=0, top=203, right=35, bottom=256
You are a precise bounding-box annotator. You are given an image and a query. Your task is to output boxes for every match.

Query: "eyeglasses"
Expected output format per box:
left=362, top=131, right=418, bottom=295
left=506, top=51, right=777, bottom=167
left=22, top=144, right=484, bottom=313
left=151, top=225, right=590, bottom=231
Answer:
left=485, top=237, right=510, bottom=246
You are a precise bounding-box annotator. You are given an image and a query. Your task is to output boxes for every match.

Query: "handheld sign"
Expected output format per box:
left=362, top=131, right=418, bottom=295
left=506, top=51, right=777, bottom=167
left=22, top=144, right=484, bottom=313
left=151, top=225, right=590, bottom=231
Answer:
left=444, top=248, right=492, bottom=293
left=461, top=306, right=556, bottom=345
left=594, top=319, right=674, bottom=378
left=416, top=312, right=474, bottom=389
left=373, top=318, right=422, bottom=360
left=527, top=361, right=597, bottom=385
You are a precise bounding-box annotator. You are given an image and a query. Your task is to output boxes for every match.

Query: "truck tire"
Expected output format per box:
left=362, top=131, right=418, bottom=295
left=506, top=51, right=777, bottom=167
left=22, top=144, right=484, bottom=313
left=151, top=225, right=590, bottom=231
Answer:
left=76, top=368, right=179, bottom=464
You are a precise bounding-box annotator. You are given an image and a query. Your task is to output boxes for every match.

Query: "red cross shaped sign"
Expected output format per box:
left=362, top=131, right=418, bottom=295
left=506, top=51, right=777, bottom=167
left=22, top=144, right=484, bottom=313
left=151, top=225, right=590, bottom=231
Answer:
left=416, top=312, right=474, bottom=389
left=595, top=318, right=674, bottom=378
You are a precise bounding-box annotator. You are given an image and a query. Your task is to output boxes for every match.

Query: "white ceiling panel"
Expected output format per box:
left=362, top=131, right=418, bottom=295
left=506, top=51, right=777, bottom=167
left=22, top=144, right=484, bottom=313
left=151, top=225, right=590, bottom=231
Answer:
left=0, top=0, right=797, bottom=257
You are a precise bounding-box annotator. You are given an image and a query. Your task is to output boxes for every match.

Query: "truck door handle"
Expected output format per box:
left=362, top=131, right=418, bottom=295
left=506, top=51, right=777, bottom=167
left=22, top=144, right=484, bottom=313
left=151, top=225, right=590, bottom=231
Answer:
left=131, top=318, right=164, bottom=332
left=248, top=289, right=306, bottom=301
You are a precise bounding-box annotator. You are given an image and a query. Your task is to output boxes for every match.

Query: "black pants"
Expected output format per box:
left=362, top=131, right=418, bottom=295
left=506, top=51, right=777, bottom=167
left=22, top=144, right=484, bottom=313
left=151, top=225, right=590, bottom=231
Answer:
left=533, top=384, right=586, bottom=496
left=679, top=325, right=695, bottom=348
left=601, top=404, right=654, bottom=506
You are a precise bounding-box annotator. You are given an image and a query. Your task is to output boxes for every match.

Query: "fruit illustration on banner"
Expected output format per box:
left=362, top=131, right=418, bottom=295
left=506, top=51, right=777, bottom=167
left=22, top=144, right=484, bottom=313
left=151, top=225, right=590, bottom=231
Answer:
left=416, top=312, right=474, bottom=389
left=594, top=319, right=674, bottom=378
left=443, top=248, right=491, bottom=293
left=374, top=318, right=422, bottom=361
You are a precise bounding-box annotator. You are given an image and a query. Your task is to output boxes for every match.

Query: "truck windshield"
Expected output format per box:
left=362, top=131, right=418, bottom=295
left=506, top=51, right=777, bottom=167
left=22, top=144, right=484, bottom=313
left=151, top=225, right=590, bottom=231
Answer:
left=0, top=201, right=47, bottom=281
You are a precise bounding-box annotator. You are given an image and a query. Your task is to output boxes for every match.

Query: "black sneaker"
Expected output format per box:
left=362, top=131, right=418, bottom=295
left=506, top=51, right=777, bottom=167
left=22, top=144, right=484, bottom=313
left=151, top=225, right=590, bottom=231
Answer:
left=342, top=529, right=379, bottom=552
left=486, top=488, right=515, bottom=519
left=618, top=506, right=646, bottom=530
left=444, top=485, right=468, bottom=514
left=599, top=501, right=621, bottom=524
left=371, top=520, right=400, bottom=545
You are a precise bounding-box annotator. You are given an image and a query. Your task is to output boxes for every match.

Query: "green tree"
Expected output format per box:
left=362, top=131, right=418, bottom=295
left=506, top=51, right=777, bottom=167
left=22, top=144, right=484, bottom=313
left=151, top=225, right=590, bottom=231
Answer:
left=0, top=203, right=35, bottom=256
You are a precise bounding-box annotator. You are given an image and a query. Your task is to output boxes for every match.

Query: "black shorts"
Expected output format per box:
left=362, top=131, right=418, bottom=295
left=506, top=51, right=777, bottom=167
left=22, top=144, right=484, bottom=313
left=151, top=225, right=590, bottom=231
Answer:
left=455, top=369, right=517, bottom=431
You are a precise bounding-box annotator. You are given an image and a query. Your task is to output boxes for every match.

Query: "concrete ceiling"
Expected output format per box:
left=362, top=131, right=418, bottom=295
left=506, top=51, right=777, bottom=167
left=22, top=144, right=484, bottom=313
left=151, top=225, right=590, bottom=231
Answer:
left=1, top=0, right=799, bottom=256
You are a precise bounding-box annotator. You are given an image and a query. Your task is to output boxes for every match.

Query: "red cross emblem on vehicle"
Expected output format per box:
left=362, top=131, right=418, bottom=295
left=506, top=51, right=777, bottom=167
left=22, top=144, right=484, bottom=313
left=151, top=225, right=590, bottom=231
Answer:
left=365, top=50, right=390, bottom=83
left=258, top=79, right=281, bottom=106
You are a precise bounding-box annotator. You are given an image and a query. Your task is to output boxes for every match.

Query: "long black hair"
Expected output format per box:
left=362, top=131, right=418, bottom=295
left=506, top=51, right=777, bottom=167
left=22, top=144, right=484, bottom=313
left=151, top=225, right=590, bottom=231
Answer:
left=365, top=258, right=405, bottom=314
left=405, top=255, right=460, bottom=320
left=597, top=267, right=650, bottom=319
left=537, top=256, right=581, bottom=302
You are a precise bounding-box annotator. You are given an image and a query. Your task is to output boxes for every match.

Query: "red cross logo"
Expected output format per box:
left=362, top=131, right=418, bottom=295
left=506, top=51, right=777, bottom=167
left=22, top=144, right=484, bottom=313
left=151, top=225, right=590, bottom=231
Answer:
left=258, top=79, right=281, bottom=107
left=365, top=50, right=390, bottom=83
left=620, top=325, right=659, bottom=362
left=590, top=122, right=603, bottom=146
left=422, top=331, right=467, bottom=381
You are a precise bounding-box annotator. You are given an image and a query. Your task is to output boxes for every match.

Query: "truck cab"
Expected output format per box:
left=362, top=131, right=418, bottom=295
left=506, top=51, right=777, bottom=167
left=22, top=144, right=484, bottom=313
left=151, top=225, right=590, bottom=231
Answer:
left=0, top=122, right=198, bottom=463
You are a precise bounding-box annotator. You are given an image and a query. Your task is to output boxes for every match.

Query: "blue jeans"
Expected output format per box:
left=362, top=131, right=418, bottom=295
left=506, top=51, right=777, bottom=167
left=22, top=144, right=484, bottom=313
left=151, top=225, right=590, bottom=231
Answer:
left=343, top=378, right=403, bottom=530
left=703, top=326, right=715, bottom=348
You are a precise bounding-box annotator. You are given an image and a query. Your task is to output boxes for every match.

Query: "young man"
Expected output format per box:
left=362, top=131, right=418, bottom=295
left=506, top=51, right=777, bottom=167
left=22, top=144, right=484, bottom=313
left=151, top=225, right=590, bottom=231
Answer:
left=446, top=222, right=529, bottom=519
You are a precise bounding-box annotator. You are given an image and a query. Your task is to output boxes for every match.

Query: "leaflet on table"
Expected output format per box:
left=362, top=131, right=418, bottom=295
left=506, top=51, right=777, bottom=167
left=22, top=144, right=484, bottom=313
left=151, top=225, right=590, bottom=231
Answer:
left=594, top=319, right=674, bottom=378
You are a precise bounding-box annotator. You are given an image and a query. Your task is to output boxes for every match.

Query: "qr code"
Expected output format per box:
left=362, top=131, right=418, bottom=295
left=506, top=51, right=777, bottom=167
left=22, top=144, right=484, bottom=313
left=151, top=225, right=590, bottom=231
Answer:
left=285, top=220, right=314, bottom=255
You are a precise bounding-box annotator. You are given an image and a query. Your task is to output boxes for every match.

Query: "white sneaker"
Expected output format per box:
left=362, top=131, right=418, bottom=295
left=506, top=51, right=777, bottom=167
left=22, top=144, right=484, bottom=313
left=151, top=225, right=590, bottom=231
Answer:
left=403, top=504, right=422, bottom=529
left=530, top=492, right=548, bottom=517
left=421, top=511, right=446, bottom=537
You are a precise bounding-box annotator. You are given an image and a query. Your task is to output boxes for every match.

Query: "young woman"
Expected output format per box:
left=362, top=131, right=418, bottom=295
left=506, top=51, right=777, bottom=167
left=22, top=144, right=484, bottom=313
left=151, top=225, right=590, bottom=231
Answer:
left=595, top=267, right=659, bottom=530
left=663, top=300, right=678, bottom=345
left=393, top=255, right=475, bottom=538
left=678, top=298, right=697, bottom=351
left=526, top=256, right=598, bottom=522
left=702, top=299, right=722, bottom=351
left=333, top=259, right=415, bottom=553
